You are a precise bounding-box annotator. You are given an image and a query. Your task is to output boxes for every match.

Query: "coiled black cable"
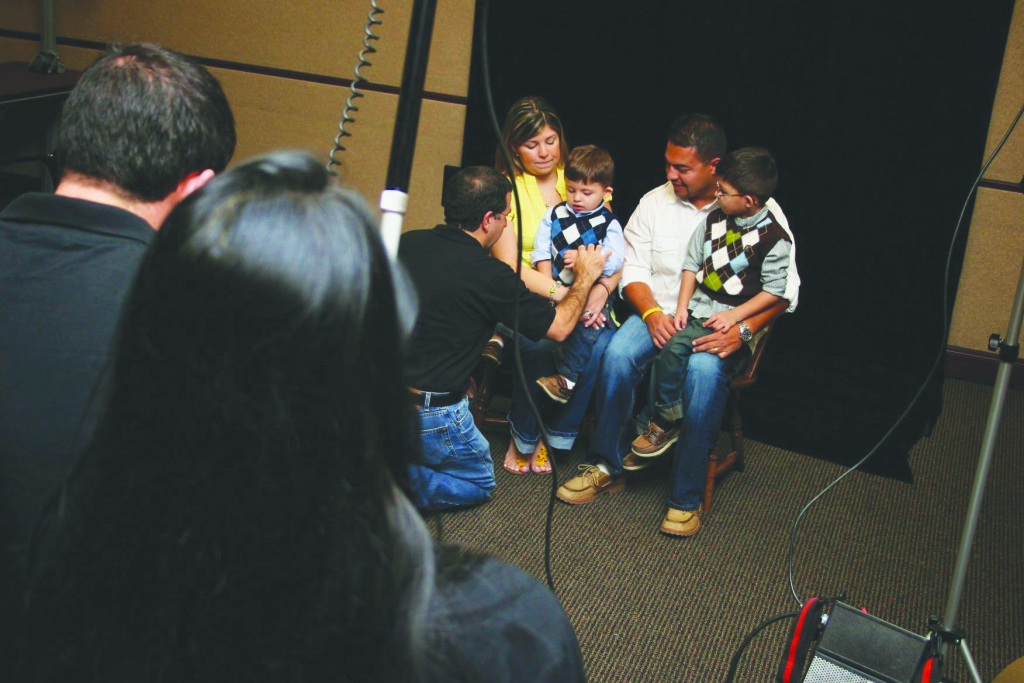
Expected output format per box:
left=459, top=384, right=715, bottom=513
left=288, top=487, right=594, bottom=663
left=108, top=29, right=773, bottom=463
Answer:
left=326, top=0, right=384, bottom=175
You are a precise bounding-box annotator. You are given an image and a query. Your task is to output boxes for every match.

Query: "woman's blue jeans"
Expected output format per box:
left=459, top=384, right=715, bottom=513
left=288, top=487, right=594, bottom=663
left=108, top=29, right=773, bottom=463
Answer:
left=507, top=324, right=616, bottom=454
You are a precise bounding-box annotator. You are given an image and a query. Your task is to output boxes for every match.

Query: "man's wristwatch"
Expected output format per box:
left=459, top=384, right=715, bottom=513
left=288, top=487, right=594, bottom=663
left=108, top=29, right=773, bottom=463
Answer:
left=737, top=321, right=753, bottom=342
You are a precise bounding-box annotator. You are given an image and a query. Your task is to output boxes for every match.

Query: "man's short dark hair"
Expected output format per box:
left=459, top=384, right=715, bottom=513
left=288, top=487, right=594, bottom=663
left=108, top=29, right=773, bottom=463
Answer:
left=55, top=43, right=236, bottom=203
left=667, top=114, right=726, bottom=164
left=564, top=145, right=614, bottom=187
left=716, top=147, right=778, bottom=204
left=442, top=166, right=511, bottom=231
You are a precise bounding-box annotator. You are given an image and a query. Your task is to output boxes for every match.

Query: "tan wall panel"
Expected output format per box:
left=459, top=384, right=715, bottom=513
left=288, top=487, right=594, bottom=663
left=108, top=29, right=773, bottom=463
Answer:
left=0, top=37, right=460, bottom=230
left=1, top=0, right=474, bottom=96
left=981, top=0, right=1024, bottom=182
left=0, top=37, right=39, bottom=62
left=0, top=40, right=106, bottom=71
left=951, top=0, right=1024, bottom=351
left=219, top=67, right=460, bottom=229
left=948, top=188, right=1024, bottom=349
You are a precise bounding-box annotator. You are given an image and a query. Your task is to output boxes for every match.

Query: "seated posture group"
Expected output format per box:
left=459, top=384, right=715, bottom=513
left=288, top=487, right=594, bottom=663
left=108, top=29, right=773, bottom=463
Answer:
left=402, top=98, right=800, bottom=539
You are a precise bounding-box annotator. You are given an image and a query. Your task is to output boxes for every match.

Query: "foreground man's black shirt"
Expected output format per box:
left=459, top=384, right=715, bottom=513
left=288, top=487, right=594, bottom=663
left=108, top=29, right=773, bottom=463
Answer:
left=0, top=192, right=153, bottom=656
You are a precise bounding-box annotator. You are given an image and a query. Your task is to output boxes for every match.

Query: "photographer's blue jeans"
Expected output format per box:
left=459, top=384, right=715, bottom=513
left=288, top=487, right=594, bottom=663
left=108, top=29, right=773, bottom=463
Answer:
left=589, top=315, right=748, bottom=511
left=409, top=396, right=494, bottom=511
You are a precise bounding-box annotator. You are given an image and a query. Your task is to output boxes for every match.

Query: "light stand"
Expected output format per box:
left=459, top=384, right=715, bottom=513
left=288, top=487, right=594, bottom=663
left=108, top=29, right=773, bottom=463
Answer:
left=934, top=252, right=1024, bottom=683
left=379, top=0, right=437, bottom=257
left=28, top=0, right=65, bottom=75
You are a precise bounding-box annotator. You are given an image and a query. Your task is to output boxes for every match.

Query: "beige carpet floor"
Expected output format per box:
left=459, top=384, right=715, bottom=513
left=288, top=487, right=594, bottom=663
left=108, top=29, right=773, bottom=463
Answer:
left=429, top=378, right=1024, bottom=682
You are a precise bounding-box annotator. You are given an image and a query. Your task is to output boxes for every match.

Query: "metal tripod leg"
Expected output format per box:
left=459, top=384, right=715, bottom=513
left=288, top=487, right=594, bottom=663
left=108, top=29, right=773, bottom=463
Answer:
left=938, top=253, right=1024, bottom=683
left=959, top=639, right=983, bottom=683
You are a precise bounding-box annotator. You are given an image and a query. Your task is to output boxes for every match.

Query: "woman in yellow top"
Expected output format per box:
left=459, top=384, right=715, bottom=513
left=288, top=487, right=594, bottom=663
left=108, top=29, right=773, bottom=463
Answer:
left=491, top=95, right=569, bottom=296
left=489, top=96, right=619, bottom=475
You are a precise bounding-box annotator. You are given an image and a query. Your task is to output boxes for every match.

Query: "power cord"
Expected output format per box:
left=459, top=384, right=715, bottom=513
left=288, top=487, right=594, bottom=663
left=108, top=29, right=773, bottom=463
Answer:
left=724, top=611, right=798, bottom=683
left=478, top=0, right=561, bottom=593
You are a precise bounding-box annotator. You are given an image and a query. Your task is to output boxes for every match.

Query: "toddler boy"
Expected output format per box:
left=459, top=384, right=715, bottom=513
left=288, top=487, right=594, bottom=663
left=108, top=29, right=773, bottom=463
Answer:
left=632, top=147, right=792, bottom=456
left=532, top=145, right=623, bottom=403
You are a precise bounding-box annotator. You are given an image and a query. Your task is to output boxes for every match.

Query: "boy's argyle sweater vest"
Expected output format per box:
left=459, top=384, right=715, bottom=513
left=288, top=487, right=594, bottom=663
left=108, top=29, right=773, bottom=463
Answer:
left=549, top=202, right=615, bottom=284
left=696, top=207, right=790, bottom=307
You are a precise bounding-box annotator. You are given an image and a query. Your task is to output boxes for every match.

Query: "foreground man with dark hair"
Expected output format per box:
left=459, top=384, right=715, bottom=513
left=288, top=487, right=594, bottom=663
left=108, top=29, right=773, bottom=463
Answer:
left=0, top=43, right=236, bottom=661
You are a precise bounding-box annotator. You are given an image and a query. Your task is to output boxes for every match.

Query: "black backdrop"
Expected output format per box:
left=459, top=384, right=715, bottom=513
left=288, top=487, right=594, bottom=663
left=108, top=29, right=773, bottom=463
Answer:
left=459, top=0, right=1016, bottom=480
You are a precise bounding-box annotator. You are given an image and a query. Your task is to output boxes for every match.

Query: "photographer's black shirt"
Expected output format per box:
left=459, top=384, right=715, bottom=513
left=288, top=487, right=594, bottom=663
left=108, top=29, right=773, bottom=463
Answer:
left=399, top=225, right=555, bottom=394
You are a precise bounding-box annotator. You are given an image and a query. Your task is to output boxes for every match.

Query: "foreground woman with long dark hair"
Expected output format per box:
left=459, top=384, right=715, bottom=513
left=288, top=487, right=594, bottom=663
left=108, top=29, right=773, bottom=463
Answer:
left=16, top=152, right=585, bottom=682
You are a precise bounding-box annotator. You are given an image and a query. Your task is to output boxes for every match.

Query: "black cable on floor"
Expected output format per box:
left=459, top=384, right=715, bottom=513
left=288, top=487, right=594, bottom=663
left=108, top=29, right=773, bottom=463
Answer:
left=787, top=100, right=1024, bottom=607
left=724, top=611, right=798, bottom=683
left=477, top=0, right=560, bottom=593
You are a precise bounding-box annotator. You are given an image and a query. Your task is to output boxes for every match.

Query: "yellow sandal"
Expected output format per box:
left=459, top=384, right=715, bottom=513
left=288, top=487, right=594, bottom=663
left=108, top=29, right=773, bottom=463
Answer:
left=530, top=443, right=552, bottom=475
left=503, top=453, right=530, bottom=475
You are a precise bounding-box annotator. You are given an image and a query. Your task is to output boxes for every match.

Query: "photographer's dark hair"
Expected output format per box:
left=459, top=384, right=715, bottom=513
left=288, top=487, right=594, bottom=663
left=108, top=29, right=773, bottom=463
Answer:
left=19, top=152, right=437, bottom=682
left=55, top=43, right=236, bottom=202
left=442, top=166, right=511, bottom=231
left=667, top=113, right=727, bottom=164
left=716, top=147, right=779, bottom=204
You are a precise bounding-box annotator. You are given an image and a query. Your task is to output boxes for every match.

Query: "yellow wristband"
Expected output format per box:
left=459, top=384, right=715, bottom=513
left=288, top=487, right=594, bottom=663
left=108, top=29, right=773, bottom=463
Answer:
left=641, top=307, right=663, bottom=322
left=548, top=282, right=560, bottom=307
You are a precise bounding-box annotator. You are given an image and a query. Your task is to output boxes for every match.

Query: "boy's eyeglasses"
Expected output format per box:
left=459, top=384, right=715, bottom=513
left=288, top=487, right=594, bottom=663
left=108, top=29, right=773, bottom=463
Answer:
left=715, top=185, right=743, bottom=198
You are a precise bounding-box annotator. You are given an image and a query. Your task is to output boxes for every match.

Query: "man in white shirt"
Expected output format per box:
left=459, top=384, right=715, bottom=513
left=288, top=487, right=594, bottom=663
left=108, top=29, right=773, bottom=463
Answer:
left=556, top=114, right=800, bottom=537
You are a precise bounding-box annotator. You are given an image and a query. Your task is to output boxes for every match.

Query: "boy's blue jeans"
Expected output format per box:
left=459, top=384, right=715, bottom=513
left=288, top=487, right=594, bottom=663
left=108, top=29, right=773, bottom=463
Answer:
left=508, top=323, right=616, bottom=454
left=646, top=316, right=712, bottom=423
left=554, top=303, right=613, bottom=382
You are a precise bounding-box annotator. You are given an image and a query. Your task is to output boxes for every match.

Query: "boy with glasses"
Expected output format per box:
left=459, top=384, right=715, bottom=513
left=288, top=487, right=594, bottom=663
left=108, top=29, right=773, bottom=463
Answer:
left=630, top=147, right=793, bottom=460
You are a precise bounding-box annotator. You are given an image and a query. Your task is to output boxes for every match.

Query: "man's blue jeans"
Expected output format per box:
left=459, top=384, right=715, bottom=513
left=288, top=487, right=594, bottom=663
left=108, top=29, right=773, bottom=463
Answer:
left=590, top=315, right=748, bottom=511
left=409, top=396, right=494, bottom=511
left=508, top=324, right=616, bottom=454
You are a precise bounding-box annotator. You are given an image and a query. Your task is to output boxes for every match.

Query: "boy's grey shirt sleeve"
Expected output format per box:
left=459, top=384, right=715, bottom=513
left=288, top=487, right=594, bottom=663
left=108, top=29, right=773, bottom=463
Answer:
left=681, top=215, right=707, bottom=273
left=760, top=239, right=791, bottom=298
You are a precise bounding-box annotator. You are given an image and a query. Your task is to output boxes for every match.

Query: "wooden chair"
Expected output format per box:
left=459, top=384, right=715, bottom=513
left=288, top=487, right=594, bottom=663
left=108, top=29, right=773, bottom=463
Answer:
left=470, top=351, right=512, bottom=430
left=702, top=323, right=774, bottom=512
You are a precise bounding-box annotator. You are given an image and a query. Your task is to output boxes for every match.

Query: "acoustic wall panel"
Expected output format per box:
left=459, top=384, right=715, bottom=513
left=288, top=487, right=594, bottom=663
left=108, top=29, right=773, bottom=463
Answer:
left=0, top=0, right=474, bottom=231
